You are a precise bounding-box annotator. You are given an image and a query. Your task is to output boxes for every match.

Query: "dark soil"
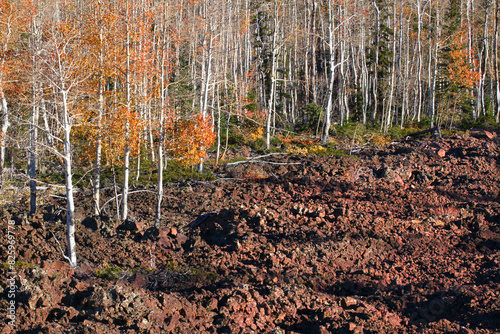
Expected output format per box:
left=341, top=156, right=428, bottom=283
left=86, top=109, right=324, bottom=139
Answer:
left=1, top=132, right=499, bottom=333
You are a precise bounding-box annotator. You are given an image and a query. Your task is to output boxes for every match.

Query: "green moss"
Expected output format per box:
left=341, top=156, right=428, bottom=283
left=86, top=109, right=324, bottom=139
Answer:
left=95, top=266, right=122, bottom=281
left=166, top=260, right=180, bottom=272
left=205, top=271, right=218, bottom=282
left=1, top=261, right=39, bottom=269
left=131, top=266, right=155, bottom=274
left=190, top=268, right=218, bottom=282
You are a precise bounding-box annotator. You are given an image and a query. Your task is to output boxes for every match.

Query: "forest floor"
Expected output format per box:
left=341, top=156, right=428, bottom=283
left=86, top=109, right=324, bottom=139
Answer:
left=1, top=131, right=499, bottom=333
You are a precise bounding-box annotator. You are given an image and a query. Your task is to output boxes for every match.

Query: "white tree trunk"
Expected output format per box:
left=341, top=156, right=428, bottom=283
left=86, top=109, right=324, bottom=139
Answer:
left=155, top=12, right=168, bottom=228
left=321, top=2, right=336, bottom=145
left=495, top=0, right=500, bottom=122
left=122, top=5, right=131, bottom=222
left=62, top=90, right=77, bottom=268
left=266, top=4, right=278, bottom=150
left=0, top=96, right=8, bottom=174
left=93, top=26, right=104, bottom=216
left=29, top=89, right=39, bottom=214
left=198, top=34, right=213, bottom=173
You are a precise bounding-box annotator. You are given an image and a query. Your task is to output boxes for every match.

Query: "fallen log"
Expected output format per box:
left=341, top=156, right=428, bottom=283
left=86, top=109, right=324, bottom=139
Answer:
left=402, top=127, right=441, bottom=140
left=185, top=211, right=219, bottom=230
left=468, top=129, right=498, bottom=139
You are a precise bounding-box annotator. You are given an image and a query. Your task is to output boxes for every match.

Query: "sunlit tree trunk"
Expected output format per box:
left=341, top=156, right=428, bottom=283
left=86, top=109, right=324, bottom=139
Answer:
left=265, top=2, right=278, bottom=150
left=372, top=0, right=381, bottom=122
left=384, top=2, right=397, bottom=132
left=93, top=14, right=105, bottom=216
left=155, top=5, right=169, bottom=228
left=29, top=90, right=39, bottom=215
left=321, top=0, right=336, bottom=145
left=495, top=0, right=500, bottom=122
left=0, top=91, right=8, bottom=177
left=62, top=90, right=77, bottom=268
left=361, top=24, right=369, bottom=125
left=415, top=0, right=425, bottom=121
left=198, top=30, right=213, bottom=173
left=121, top=0, right=132, bottom=222
left=476, top=3, right=489, bottom=117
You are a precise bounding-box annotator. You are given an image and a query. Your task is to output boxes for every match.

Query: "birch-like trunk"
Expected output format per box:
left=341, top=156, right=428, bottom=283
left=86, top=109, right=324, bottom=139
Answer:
left=495, top=0, right=500, bottom=122
left=416, top=0, right=424, bottom=121
left=428, top=1, right=438, bottom=128
left=29, top=95, right=38, bottom=214
left=93, top=25, right=104, bottom=216
left=371, top=0, right=381, bottom=122
left=155, top=11, right=169, bottom=228
left=384, top=3, right=397, bottom=132
left=339, top=38, right=349, bottom=126
left=476, top=4, right=489, bottom=117
left=321, top=2, right=335, bottom=145
left=361, top=24, right=369, bottom=125
left=62, top=90, right=77, bottom=268
left=266, top=5, right=278, bottom=150
left=198, top=34, right=213, bottom=173
left=0, top=94, right=8, bottom=176
left=121, top=4, right=131, bottom=222
left=0, top=19, right=11, bottom=178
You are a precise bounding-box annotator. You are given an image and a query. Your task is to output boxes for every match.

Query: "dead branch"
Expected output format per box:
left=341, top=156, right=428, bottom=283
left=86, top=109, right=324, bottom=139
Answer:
left=226, top=153, right=301, bottom=166
left=185, top=211, right=219, bottom=230
left=50, top=230, right=71, bottom=264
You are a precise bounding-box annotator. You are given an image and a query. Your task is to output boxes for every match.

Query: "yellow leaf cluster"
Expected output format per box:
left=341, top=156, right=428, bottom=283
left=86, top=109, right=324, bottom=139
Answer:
left=307, top=145, right=327, bottom=154
left=249, top=127, right=264, bottom=141
left=285, top=145, right=309, bottom=155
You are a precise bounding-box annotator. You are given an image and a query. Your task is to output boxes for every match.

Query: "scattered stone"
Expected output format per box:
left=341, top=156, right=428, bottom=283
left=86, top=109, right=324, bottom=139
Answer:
left=2, top=135, right=499, bottom=334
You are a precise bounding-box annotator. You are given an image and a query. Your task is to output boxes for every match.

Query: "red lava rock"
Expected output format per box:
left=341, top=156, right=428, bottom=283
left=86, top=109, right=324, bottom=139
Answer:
left=3, top=135, right=499, bottom=334
left=131, top=272, right=149, bottom=289
left=158, top=229, right=173, bottom=248
left=134, top=220, right=145, bottom=232
left=82, top=320, right=93, bottom=327
left=42, top=260, right=73, bottom=277
left=323, top=306, right=340, bottom=318
left=484, top=130, right=496, bottom=139
left=319, top=325, right=330, bottom=334
left=342, top=297, right=359, bottom=309
left=206, top=297, right=218, bottom=311
left=438, top=149, right=446, bottom=157
left=176, top=233, right=188, bottom=245
left=1, top=324, right=14, bottom=334
left=73, top=280, right=90, bottom=292
left=65, top=306, right=79, bottom=321
left=384, top=311, right=402, bottom=327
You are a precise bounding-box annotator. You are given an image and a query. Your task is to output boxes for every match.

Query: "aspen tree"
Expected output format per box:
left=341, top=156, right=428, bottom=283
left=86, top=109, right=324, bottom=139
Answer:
left=37, top=0, right=92, bottom=268
left=495, top=0, right=500, bottom=122
left=321, top=0, right=337, bottom=145
left=155, top=1, right=172, bottom=228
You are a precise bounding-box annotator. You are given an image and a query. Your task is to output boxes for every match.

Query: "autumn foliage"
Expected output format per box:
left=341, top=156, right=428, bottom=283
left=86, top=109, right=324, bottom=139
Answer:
left=165, top=113, right=216, bottom=167
left=447, top=27, right=481, bottom=90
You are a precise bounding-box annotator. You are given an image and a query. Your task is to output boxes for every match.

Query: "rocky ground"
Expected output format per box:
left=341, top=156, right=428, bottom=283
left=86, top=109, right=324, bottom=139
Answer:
left=1, top=131, right=499, bottom=333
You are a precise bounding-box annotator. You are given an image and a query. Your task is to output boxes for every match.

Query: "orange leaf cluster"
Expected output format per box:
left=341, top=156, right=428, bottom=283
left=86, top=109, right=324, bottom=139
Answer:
left=165, top=113, right=216, bottom=167
left=447, top=28, right=481, bottom=90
